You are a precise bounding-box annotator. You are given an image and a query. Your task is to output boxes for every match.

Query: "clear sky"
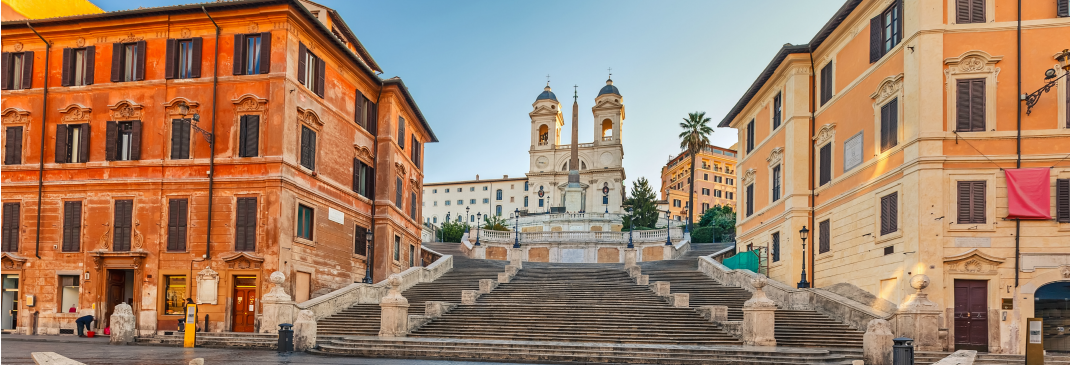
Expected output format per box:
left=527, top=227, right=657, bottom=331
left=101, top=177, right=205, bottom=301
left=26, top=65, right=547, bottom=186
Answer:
left=94, top=0, right=846, bottom=191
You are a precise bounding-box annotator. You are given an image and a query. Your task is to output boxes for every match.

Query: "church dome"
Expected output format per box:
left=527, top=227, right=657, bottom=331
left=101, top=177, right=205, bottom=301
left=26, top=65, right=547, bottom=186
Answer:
left=536, top=86, right=558, bottom=102
left=598, top=79, right=620, bottom=97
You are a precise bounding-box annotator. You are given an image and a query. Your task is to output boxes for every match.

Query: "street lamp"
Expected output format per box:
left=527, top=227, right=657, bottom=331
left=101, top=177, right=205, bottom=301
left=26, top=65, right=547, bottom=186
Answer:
left=665, top=209, right=672, bottom=246
left=475, top=212, right=482, bottom=246
left=603, top=183, right=610, bottom=214
left=538, top=186, right=546, bottom=213
left=465, top=206, right=470, bottom=233
left=513, top=208, right=521, bottom=248
left=797, top=226, right=810, bottom=289
left=362, top=229, right=374, bottom=284
left=1024, top=49, right=1070, bottom=115
left=625, top=205, right=634, bottom=249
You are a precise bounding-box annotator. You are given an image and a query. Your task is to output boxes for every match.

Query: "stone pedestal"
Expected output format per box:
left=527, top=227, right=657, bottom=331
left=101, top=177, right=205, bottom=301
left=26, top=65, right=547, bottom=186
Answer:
left=505, top=265, right=519, bottom=275
left=671, top=293, right=689, bottom=308
left=259, top=271, right=295, bottom=334
left=627, top=266, right=641, bottom=279
left=742, top=275, right=777, bottom=347
left=379, top=274, right=410, bottom=337
left=895, top=275, right=944, bottom=351
left=109, top=303, right=136, bottom=345
left=863, top=319, right=893, bottom=365
left=652, top=281, right=670, bottom=296
left=425, top=302, right=457, bottom=318
left=624, top=248, right=637, bottom=268
left=507, top=248, right=523, bottom=269
left=461, top=290, right=479, bottom=305
left=479, top=279, right=498, bottom=294
left=564, top=183, right=583, bottom=213
left=698, top=305, right=729, bottom=323
left=497, top=272, right=511, bottom=283
left=636, top=275, right=649, bottom=285
left=293, top=310, right=317, bottom=352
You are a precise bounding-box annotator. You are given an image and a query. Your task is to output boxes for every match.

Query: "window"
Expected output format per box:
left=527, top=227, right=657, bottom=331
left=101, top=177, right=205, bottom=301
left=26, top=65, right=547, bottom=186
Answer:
left=880, top=192, right=898, bottom=236
left=715, top=190, right=722, bottom=198
left=352, top=158, right=374, bottom=199
left=745, top=119, right=755, bottom=153
left=701, top=188, right=710, bottom=196
left=300, top=125, right=317, bottom=170
left=113, top=199, right=133, bottom=251
left=445, top=188, right=450, bottom=193
left=524, top=182, right=529, bottom=191
left=818, top=219, right=831, bottom=253
left=703, top=173, right=708, bottom=181
left=111, top=41, right=145, bottom=82
left=445, top=200, right=451, bottom=206
left=163, top=276, right=186, bottom=315
left=870, top=1, right=902, bottom=63
left=701, top=203, right=709, bottom=212
left=483, top=198, right=489, bottom=204
left=603, top=195, right=609, bottom=205
left=61, top=47, right=94, bottom=86
left=457, top=200, right=463, bottom=205
left=2, top=203, right=19, bottom=252
left=354, top=93, right=377, bottom=134
left=397, top=117, right=406, bottom=149
left=297, top=204, right=314, bottom=240
left=509, top=197, right=514, bottom=203
left=538, top=198, right=544, bottom=207
left=727, top=192, right=734, bottom=200
left=772, top=92, right=782, bottom=129
left=4, top=126, right=22, bottom=165
left=820, top=62, right=833, bottom=105
left=956, top=0, right=986, bottom=24
left=106, top=121, right=142, bottom=161
left=819, top=143, right=832, bottom=186
left=771, top=232, right=780, bottom=262
left=2, top=51, right=33, bottom=90
left=236, top=115, right=260, bottom=157
left=233, top=33, right=271, bottom=75
left=62, top=201, right=82, bottom=252
left=496, top=205, right=503, bottom=216
left=772, top=165, right=781, bottom=202
left=432, top=189, right=437, bottom=194
left=745, top=184, right=754, bottom=217
left=297, top=43, right=325, bottom=97
left=411, top=192, right=418, bottom=218
left=165, top=199, right=188, bottom=252
left=394, top=235, right=401, bottom=261
left=411, top=135, right=420, bottom=168
left=1056, top=179, right=1069, bottom=223
left=673, top=199, right=681, bottom=208
left=170, top=119, right=191, bottom=159
left=877, top=99, right=900, bottom=153
left=470, top=215, right=475, bottom=222
left=496, top=189, right=503, bottom=200
left=56, top=124, right=90, bottom=164
left=409, top=244, right=416, bottom=267
left=956, top=181, right=986, bottom=224
left=955, top=79, right=986, bottom=132
left=470, top=187, right=475, bottom=192
left=235, top=197, right=257, bottom=251
left=432, top=217, right=437, bottom=224
left=524, top=196, right=529, bottom=207
left=59, top=275, right=79, bottom=313
left=396, top=177, right=404, bottom=208
left=1059, top=0, right=1069, bottom=17
left=165, top=38, right=202, bottom=79
left=470, top=199, right=476, bottom=204
left=483, top=186, right=489, bottom=191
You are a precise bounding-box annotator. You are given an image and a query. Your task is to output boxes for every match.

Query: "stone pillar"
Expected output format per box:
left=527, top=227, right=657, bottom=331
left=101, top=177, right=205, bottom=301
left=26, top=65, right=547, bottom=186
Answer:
left=637, top=275, right=649, bottom=285
left=863, top=319, right=894, bottom=365
left=109, top=303, right=136, bottom=345
left=461, top=290, right=479, bottom=305
left=627, top=266, right=641, bottom=279
left=293, top=310, right=317, bottom=352
left=742, top=275, right=777, bottom=347
left=651, top=281, right=670, bottom=296
left=478, top=279, right=497, bottom=294
left=698, top=305, right=729, bottom=324
left=505, top=265, right=519, bottom=276
left=895, top=275, right=943, bottom=351
left=379, top=274, right=409, bottom=337
left=497, top=272, right=511, bottom=283
left=672, top=293, right=689, bottom=308
left=259, top=271, right=295, bottom=334
left=507, top=248, right=523, bottom=268
left=624, top=248, right=637, bottom=268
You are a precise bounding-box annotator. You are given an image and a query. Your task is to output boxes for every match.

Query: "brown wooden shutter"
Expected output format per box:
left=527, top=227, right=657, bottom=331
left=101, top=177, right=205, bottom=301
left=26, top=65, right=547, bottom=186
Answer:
left=5, top=126, right=22, bottom=165
left=61, top=48, right=73, bottom=86
left=84, top=46, right=95, bottom=85
left=171, top=119, right=187, bottom=159
left=1056, top=179, right=1070, bottom=223
left=113, top=200, right=133, bottom=251
left=398, top=117, right=406, bottom=149
left=870, top=15, right=882, bottom=63
left=354, top=93, right=365, bottom=128
left=242, top=115, right=259, bottom=157
left=1059, top=0, right=1070, bottom=17
left=820, top=143, right=832, bottom=185
left=21, top=51, right=33, bottom=89
left=366, top=164, right=375, bottom=199
left=165, top=39, right=177, bottom=79
left=190, top=38, right=203, bottom=78
left=880, top=192, right=898, bottom=235
left=353, top=158, right=360, bottom=192
left=970, top=0, right=984, bottom=23
left=819, top=219, right=831, bottom=253
left=315, top=57, right=325, bottom=97
left=2, top=203, right=19, bottom=252
left=367, top=101, right=378, bottom=135
left=167, top=199, right=188, bottom=251
left=887, top=98, right=898, bottom=149
left=396, top=177, right=403, bottom=208
left=258, top=32, right=271, bottom=74
left=745, top=184, right=754, bottom=216
left=55, top=124, right=69, bottom=163
left=77, top=123, right=90, bottom=163
left=969, top=79, right=985, bottom=131
left=308, top=129, right=316, bottom=170
left=956, top=181, right=971, bottom=223
left=971, top=181, right=985, bottom=224
left=233, top=34, right=245, bottom=75
left=129, top=120, right=142, bottom=160
left=1, top=53, right=11, bottom=90
left=105, top=121, right=117, bottom=161
left=235, top=197, right=257, bottom=251
left=297, top=42, right=307, bottom=85
left=956, top=80, right=971, bottom=131
left=110, top=43, right=122, bottom=82
left=62, top=201, right=82, bottom=252
left=956, top=0, right=970, bottom=23
left=134, top=41, right=146, bottom=81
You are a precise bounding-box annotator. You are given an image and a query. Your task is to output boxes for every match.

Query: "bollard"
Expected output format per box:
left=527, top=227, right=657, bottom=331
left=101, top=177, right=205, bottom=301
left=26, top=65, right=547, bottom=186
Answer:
left=277, top=323, right=294, bottom=353
left=892, top=337, right=914, bottom=365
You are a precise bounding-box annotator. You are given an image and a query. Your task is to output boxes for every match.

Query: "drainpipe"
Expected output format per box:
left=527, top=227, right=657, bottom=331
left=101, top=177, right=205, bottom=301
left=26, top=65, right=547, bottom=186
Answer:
left=1014, top=0, right=1021, bottom=287
left=807, top=49, right=818, bottom=288
left=202, top=6, right=219, bottom=260
left=26, top=22, right=49, bottom=260
left=368, top=83, right=384, bottom=284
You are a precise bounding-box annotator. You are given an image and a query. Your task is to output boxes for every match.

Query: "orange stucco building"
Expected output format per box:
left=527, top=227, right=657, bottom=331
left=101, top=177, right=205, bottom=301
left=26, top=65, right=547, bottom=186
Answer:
left=721, top=0, right=1069, bottom=354
left=659, top=145, right=738, bottom=223
left=0, top=0, right=435, bottom=336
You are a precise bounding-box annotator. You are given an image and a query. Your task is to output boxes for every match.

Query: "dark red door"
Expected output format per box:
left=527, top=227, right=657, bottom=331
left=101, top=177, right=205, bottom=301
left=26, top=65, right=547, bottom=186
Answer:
left=232, top=276, right=257, bottom=332
left=954, top=279, right=988, bottom=351
left=105, top=271, right=126, bottom=328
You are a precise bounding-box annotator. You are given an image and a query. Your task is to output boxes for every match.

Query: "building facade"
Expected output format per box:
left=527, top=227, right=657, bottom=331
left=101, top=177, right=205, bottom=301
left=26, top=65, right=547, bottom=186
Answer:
left=0, top=0, right=435, bottom=336
left=720, top=0, right=1070, bottom=354
left=422, top=175, right=530, bottom=225
left=660, top=145, right=738, bottom=222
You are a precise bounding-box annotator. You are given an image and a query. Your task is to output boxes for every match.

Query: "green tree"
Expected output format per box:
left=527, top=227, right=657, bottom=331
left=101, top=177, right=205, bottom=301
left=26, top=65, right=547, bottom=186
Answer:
left=695, top=205, right=736, bottom=242
left=437, top=220, right=470, bottom=243
left=481, top=215, right=510, bottom=231
left=622, top=177, right=660, bottom=230
left=678, top=111, right=713, bottom=231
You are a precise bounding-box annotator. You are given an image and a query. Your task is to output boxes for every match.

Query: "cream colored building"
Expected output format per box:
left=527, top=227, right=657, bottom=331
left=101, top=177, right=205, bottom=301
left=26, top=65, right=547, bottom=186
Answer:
left=422, top=176, right=529, bottom=225
left=719, top=0, right=1070, bottom=354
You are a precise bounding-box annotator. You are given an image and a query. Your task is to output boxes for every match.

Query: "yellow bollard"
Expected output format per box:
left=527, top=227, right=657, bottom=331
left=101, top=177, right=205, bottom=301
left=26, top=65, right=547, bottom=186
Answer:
left=183, top=303, right=198, bottom=348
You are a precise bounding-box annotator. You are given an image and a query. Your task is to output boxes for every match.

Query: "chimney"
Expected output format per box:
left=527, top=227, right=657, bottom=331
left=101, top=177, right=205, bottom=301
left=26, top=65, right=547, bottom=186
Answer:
left=503, top=175, right=508, bottom=179
left=476, top=174, right=479, bottom=180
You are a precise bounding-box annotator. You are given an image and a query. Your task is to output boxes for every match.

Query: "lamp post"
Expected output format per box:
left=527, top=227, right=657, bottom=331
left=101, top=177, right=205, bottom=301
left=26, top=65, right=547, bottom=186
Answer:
left=665, top=209, right=672, bottom=246
left=603, top=183, right=610, bottom=214
left=538, top=186, right=545, bottom=213
left=362, top=229, right=373, bottom=284
left=797, top=226, right=810, bottom=289
left=1024, top=49, right=1070, bottom=115
left=625, top=205, right=634, bottom=249
left=475, top=212, right=482, bottom=246
left=513, top=208, right=521, bottom=248
left=465, top=206, right=470, bottom=233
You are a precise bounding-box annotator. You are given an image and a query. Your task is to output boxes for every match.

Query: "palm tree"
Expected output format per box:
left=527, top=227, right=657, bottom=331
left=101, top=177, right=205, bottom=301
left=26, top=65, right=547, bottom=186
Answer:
left=678, top=111, right=713, bottom=231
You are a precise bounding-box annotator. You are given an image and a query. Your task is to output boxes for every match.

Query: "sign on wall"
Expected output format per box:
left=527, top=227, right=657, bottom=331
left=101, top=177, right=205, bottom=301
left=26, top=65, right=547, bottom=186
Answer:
left=843, top=131, right=863, bottom=172
left=328, top=207, right=344, bottom=224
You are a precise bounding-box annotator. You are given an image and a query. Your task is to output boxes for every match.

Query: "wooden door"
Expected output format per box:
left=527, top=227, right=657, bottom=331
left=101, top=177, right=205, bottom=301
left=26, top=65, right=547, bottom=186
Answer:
left=954, top=279, right=989, bottom=351
left=231, top=276, right=256, bottom=332
left=105, top=271, right=126, bottom=328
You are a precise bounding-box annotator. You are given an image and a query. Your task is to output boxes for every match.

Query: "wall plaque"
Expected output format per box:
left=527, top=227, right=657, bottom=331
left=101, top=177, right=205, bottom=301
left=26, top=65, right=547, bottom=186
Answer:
left=843, top=131, right=863, bottom=172
left=328, top=207, right=344, bottom=224
left=954, top=237, right=991, bottom=247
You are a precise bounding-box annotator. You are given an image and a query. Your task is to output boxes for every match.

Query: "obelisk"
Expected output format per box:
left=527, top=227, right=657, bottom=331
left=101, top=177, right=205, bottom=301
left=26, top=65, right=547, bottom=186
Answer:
left=564, top=85, right=584, bottom=213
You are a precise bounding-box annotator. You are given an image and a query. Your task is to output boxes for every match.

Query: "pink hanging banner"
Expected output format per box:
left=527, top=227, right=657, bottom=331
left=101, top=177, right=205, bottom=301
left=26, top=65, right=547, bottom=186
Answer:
left=1005, top=168, right=1051, bottom=219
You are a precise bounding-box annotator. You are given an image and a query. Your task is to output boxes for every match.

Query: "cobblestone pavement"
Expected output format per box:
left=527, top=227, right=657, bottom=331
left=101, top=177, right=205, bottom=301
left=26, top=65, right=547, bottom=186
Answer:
left=0, top=337, right=534, bottom=365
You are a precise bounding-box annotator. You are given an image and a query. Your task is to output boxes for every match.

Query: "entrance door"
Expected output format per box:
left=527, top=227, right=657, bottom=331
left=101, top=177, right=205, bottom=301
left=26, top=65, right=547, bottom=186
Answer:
left=104, top=270, right=127, bottom=328
left=231, top=276, right=257, bottom=332
left=954, top=279, right=989, bottom=351
left=1, top=274, right=18, bottom=331
left=1035, top=281, right=1070, bottom=353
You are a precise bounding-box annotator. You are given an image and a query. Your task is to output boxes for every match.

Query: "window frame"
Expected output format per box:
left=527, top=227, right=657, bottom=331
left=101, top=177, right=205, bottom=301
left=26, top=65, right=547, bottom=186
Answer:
left=296, top=204, right=315, bottom=242
left=166, top=198, right=189, bottom=252
left=299, top=125, right=317, bottom=171
left=771, top=92, right=782, bottom=130
left=162, top=275, right=187, bottom=315
left=947, top=173, right=997, bottom=232
left=2, top=202, right=20, bottom=253
left=62, top=200, right=83, bottom=253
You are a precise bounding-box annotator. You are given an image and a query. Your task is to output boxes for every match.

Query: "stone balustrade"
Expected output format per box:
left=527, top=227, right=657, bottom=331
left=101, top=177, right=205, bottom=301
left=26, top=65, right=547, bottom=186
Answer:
left=476, top=228, right=684, bottom=245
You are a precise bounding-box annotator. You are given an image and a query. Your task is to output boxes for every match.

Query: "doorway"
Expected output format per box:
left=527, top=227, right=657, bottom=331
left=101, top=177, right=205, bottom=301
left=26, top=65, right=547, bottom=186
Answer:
left=104, top=269, right=134, bottom=329
left=2, top=274, right=18, bottom=331
left=1035, top=281, right=1070, bottom=353
left=954, top=279, right=989, bottom=352
left=231, top=276, right=257, bottom=332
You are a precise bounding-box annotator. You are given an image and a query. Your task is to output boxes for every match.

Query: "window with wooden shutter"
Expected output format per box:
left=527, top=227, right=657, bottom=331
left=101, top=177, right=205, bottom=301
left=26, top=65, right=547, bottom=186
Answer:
left=956, top=79, right=985, bottom=132
left=410, top=192, right=417, bottom=218
left=3, top=52, right=33, bottom=90
left=315, top=57, right=325, bottom=97
left=58, top=124, right=89, bottom=164
left=62, top=201, right=82, bottom=252
left=113, top=200, right=133, bottom=251
left=411, top=136, right=420, bottom=168
left=171, top=119, right=191, bottom=159
left=55, top=124, right=69, bottom=163
left=166, top=38, right=202, bottom=79
left=956, top=0, right=986, bottom=23
left=111, top=42, right=144, bottom=82
left=771, top=232, right=780, bottom=262
left=956, top=180, right=986, bottom=224
left=5, top=126, right=23, bottom=165
left=235, top=197, right=257, bottom=251
left=354, top=225, right=368, bottom=256
left=396, top=177, right=404, bottom=209
left=772, top=165, right=781, bottom=202
left=166, top=199, right=188, bottom=252
left=2, top=203, right=20, bottom=252
left=820, top=62, right=833, bottom=105
left=746, top=120, right=755, bottom=153
left=870, top=0, right=903, bottom=63
left=819, top=143, right=832, bottom=186
left=355, top=93, right=366, bottom=129
left=772, top=93, right=782, bottom=130
left=366, top=101, right=378, bottom=136
left=880, top=192, right=898, bottom=236
left=365, top=164, right=375, bottom=199
left=62, top=47, right=94, bottom=86
left=1, top=53, right=11, bottom=90
left=300, top=125, right=316, bottom=170
left=819, top=219, right=831, bottom=253
left=880, top=98, right=898, bottom=152
left=1059, top=0, right=1069, bottom=17
left=397, top=117, right=406, bottom=149
left=1055, top=179, right=1069, bottom=223
left=745, top=184, right=754, bottom=217
left=238, top=115, right=260, bottom=157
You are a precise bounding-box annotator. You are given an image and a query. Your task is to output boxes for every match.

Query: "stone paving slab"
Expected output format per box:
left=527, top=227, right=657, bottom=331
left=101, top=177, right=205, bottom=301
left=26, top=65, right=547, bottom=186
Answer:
left=331, top=335, right=834, bottom=355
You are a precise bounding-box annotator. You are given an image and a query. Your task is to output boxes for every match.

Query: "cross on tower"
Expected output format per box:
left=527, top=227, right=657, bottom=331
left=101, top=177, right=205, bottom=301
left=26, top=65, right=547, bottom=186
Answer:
left=573, top=85, right=578, bottom=100
left=608, top=67, right=612, bottom=79
left=546, top=74, right=551, bottom=86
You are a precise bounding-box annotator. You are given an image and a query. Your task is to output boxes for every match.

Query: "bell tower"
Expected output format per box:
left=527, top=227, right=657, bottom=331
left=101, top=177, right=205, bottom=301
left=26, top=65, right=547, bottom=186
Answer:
left=593, top=77, right=624, bottom=146
left=530, top=84, right=563, bottom=151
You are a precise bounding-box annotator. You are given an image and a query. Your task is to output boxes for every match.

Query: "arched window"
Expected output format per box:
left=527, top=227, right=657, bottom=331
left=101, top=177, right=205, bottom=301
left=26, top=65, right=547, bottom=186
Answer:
left=524, top=196, right=529, bottom=207
left=432, top=216, right=437, bottom=223
left=538, top=124, right=549, bottom=145
left=495, top=205, right=502, bottom=216
left=496, top=189, right=503, bottom=200
left=601, top=119, right=613, bottom=140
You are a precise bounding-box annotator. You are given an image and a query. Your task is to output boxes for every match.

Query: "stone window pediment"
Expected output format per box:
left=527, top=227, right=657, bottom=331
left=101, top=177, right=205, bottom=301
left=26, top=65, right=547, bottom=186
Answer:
left=1, top=253, right=28, bottom=270
left=58, top=104, right=92, bottom=123
left=2, top=108, right=31, bottom=125
left=162, top=97, right=201, bottom=118
left=221, top=251, right=264, bottom=270
left=943, top=248, right=1004, bottom=275
left=108, top=100, right=144, bottom=121
left=766, top=147, right=784, bottom=167
left=232, top=94, right=268, bottom=113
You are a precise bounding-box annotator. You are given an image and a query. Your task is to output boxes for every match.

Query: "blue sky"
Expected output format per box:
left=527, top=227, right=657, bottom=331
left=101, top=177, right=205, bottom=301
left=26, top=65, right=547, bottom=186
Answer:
left=95, top=0, right=845, bottom=190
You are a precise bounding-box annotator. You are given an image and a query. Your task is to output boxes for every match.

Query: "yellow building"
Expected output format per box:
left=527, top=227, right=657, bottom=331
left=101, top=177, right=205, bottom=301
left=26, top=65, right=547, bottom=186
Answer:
left=660, top=145, right=738, bottom=222
left=1, top=0, right=102, bottom=21
left=720, top=0, right=1070, bottom=354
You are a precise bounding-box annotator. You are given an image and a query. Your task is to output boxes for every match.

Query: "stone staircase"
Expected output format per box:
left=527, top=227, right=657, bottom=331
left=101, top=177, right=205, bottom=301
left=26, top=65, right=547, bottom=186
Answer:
left=915, top=352, right=1070, bottom=365
left=136, top=331, right=277, bottom=349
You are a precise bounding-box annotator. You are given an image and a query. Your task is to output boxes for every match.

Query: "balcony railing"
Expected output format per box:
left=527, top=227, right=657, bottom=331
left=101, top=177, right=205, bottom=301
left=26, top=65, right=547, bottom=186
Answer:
left=602, top=136, right=613, bottom=141
left=555, top=143, right=595, bottom=149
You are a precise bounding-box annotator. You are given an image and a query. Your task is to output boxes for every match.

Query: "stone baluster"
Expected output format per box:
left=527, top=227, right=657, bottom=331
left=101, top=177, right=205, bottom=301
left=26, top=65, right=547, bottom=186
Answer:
left=742, top=275, right=776, bottom=347
left=379, top=274, right=409, bottom=337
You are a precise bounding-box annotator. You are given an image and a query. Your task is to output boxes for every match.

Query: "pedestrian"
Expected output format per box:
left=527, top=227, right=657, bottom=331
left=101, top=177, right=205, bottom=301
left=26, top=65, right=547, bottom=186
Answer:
left=75, top=314, right=93, bottom=337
